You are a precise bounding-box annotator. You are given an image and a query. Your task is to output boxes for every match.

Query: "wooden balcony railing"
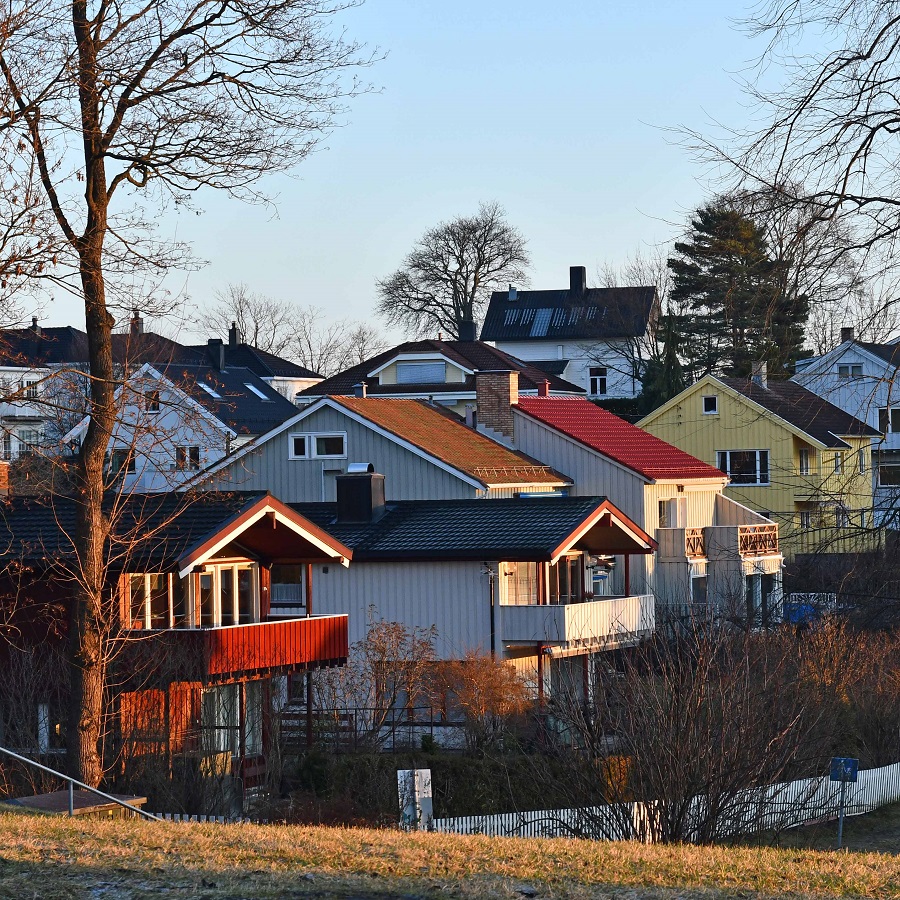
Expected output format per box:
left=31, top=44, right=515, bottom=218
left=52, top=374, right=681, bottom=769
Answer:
left=684, top=528, right=705, bottom=558
left=738, top=524, right=779, bottom=556
left=119, top=615, right=348, bottom=685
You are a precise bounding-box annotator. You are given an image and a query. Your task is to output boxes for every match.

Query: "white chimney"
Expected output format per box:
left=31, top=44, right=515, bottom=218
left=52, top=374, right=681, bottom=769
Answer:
left=751, top=361, right=768, bottom=389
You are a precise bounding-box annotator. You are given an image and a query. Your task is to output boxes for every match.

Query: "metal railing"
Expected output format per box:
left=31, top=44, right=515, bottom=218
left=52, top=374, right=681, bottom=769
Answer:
left=0, top=744, right=161, bottom=821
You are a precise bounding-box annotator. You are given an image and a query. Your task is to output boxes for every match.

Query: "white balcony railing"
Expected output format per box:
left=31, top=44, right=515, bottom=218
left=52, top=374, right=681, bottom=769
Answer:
left=501, top=595, right=654, bottom=649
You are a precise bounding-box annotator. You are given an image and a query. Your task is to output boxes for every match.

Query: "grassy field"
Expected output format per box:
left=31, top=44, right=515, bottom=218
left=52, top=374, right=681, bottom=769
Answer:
left=0, top=809, right=899, bottom=899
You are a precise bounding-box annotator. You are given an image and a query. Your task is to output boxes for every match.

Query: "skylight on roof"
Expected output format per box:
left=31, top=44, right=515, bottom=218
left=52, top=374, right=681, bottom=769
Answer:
left=198, top=381, right=222, bottom=399
left=244, top=382, right=270, bottom=400
left=530, top=309, right=552, bottom=337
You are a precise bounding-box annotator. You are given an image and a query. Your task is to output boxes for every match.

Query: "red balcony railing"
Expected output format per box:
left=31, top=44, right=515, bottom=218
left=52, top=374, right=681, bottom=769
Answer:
left=119, top=615, right=348, bottom=685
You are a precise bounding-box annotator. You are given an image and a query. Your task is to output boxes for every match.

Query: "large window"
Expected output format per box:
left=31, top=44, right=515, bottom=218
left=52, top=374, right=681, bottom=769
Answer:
left=879, top=463, right=900, bottom=486
left=175, top=446, right=200, bottom=471
left=127, top=573, right=188, bottom=629
left=504, top=562, right=539, bottom=605
left=589, top=366, right=607, bottom=395
left=548, top=555, right=584, bottom=604
left=396, top=361, right=446, bottom=384
left=109, top=447, right=136, bottom=475
left=716, top=450, right=770, bottom=485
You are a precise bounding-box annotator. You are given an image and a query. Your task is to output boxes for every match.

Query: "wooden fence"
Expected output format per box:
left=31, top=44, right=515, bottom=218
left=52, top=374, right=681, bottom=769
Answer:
left=431, top=761, right=900, bottom=841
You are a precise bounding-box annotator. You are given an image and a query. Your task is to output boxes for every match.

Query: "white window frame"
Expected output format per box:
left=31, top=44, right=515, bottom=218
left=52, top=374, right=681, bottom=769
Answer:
left=396, top=361, right=446, bottom=384
left=197, top=562, right=259, bottom=628
left=287, top=431, right=347, bottom=460
left=878, top=407, right=900, bottom=434
left=838, top=364, right=863, bottom=378
left=716, top=449, right=770, bottom=486
left=588, top=366, right=607, bottom=395
left=834, top=452, right=844, bottom=474
left=799, top=447, right=812, bottom=476
left=702, top=395, right=718, bottom=415
left=288, top=433, right=308, bottom=459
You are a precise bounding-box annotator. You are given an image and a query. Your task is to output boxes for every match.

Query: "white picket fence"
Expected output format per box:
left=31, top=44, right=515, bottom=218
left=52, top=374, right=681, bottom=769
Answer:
left=148, top=811, right=267, bottom=824
left=431, top=761, right=900, bottom=841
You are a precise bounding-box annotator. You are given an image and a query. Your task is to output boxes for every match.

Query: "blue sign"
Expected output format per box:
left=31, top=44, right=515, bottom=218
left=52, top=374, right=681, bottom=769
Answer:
left=830, top=757, right=859, bottom=783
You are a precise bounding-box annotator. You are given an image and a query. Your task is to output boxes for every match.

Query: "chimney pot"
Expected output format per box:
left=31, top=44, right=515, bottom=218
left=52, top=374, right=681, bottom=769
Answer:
left=569, top=265, right=586, bottom=297
left=751, top=360, right=768, bottom=389
left=353, top=382, right=367, bottom=398
left=840, top=326, right=855, bottom=343
left=538, top=379, right=550, bottom=397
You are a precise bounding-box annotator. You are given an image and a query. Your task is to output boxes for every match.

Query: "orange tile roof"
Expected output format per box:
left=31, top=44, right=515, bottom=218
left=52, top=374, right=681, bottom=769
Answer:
left=333, top=397, right=570, bottom=488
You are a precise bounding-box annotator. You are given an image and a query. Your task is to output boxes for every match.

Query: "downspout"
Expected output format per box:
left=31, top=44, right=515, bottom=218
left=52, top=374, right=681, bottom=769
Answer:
left=305, top=562, right=314, bottom=749
left=488, top=564, right=496, bottom=660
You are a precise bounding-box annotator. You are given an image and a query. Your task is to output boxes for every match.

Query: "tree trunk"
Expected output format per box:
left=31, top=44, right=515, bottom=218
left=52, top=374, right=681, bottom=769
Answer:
left=66, top=0, right=115, bottom=787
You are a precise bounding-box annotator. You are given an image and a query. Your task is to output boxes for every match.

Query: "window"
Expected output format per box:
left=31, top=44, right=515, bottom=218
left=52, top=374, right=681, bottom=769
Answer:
left=589, top=366, right=607, bottom=395
left=838, top=364, right=863, bottom=378
left=834, top=453, right=844, bottom=474
left=859, top=450, right=867, bottom=474
left=799, top=447, right=812, bottom=476
left=23, top=380, right=38, bottom=399
left=126, top=573, right=188, bottom=629
left=198, top=381, right=222, bottom=399
left=17, top=429, right=39, bottom=455
left=289, top=434, right=307, bottom=459
left=271, top=564, right=305, bottom=608
left=504, top=562, right=539, bottom=606
left=878, top=408, right=900, bottom=433
left=196, top=563, right=258, bottom=627
left=702, top=395, right=718, bottom=415
left=716, top=450, right=770, bottom=485
left=835, top=505, right=851, bottom=528
left=244, top=382, right=270, bottom=400
left=548, top=555, right=584, bottom=604
left=109, top=448, right=135, bottom=475
left=175, top=446, right=201, bottom=471
left=799, top=510, right=812, bottom=529
left=144, top=389, right=160, bottom=412
left=879, top=464, right=900, bottom=486
left=314, top=434, right=345, bottom=458
left=658, top=498, right=686, bottom=528
left=396, top=361, right=446, bottom=384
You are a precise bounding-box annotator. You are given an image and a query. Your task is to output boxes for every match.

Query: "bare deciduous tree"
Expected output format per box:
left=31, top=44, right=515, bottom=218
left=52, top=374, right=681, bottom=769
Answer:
left=291, top=304, right=389, bottom=376
left=202, top=284, right=298, bottom=357
left=0, top=0, right=373, bottom=785
left=376, top=202, right=530, bottom=339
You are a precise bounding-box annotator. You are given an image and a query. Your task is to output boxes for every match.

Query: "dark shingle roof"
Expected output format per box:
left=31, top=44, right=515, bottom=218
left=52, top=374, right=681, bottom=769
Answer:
left=0, top=326, right=91, bottom=366
left=0, top=491, right=265, bottom=570
left=291, top=497, right=615, bottom=561
left=157, top=364, right=299, bottom=435
left=186, top=343, right=322, bottom=380
left=298, top=340, right=583, bottom=398
left=480, top=287, right=657, bottom=342
left=720, top=378, right=880, bottom=447
left=855, top=341, right=900, bottom=368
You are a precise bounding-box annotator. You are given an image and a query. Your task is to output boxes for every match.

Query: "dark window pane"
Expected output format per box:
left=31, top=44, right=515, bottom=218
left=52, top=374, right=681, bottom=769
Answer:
left=129, top=575, right=145, bottom=628
left=237, top=568, right=253, bottom=624
left=880, top=409, right=890, bottom=434
left=316, top=435, right=344, bottom=456
left=728, top=451, right=758, bottom=483
left=199, top=572, right=215, bottom=627
left=148, top=574, right=168, bottom=628
left=759, top=451, right=769, bottom=483
left=221, top=567, right=235, bottom=625
left=171, top=576, right=187, bottom=627
left=880, top=465, right=900, bottom=486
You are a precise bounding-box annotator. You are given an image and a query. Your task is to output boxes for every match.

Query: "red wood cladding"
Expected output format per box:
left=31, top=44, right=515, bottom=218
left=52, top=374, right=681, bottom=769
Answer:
left=203, top=615, right=348, bottom=679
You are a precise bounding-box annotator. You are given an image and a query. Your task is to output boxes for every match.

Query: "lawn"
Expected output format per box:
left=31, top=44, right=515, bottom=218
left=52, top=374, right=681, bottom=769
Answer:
left=0, top=808, right=899, bottom=899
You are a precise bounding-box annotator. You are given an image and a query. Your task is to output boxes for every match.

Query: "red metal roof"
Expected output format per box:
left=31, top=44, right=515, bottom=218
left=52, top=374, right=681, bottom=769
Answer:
left=515, top=397, right=725, bottom=482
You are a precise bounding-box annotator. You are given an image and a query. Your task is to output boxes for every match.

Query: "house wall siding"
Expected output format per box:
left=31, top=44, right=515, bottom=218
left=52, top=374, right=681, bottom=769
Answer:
left=310, top=560, right=491, bottom=658
left=203, top=405, right=478, bottom=502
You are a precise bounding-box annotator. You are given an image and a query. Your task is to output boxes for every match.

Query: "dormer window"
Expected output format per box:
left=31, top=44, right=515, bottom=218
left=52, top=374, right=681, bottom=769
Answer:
left=396, top=361, right=446, bottom=384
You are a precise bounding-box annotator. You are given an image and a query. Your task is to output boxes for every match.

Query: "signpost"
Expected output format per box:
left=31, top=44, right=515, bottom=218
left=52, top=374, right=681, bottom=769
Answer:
left=829, top=757, right=859, bottom=850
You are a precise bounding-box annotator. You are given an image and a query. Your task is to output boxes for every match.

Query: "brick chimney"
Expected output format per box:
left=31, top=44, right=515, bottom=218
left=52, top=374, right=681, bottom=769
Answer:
left=475, top=370, right=518, bottom=438
left=129, top=309, right=143, bottom=336
left=569, top=265, right=586, bottom=297
left=229, top=321, right=240, bottom=346
left=840, top=326, right=855, bottom=343
left=538, top=379, right=550, bottom=397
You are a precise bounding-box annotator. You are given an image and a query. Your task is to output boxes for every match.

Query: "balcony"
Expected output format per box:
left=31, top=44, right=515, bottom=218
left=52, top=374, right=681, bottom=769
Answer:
left=738, top=524, right=779, bottom=556
left=657, top=527, right=706, bottom=560
left=119, top=615, right=348, bottom=685
left=501, top=595, right=654, bottom=650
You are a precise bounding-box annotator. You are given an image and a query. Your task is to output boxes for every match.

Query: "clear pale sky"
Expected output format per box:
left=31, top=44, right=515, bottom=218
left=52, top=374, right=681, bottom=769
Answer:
left=44, top=0, right=771, bottom=337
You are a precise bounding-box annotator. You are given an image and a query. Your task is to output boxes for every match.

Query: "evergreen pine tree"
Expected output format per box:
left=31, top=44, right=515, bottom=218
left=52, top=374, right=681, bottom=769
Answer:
left=668, top=202, right=807, bottom=380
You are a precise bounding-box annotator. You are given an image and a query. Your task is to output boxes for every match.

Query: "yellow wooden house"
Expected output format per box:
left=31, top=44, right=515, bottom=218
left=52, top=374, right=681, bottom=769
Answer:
left=638, top=366, right=883, bottom=559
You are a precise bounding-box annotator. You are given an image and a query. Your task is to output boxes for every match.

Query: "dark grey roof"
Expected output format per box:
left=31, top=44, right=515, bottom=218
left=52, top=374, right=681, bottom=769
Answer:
left=720, top=378, right=880, bottom=447
left=855, top=341, right=900, bottom=368
left=299, top=340, right=583, bottom=398
left=186, top=342, right=322, bottom=380
left=526, top=359, right=570, bottom=377
left=0, top=326, right=91, bottom=366
left=480, top=286, right=657, bottom=342
left=157, top=364, right=299, bottom=435
left=0, top=491, right=265, bottom=570
left=291, top=497, right=608, bottom=561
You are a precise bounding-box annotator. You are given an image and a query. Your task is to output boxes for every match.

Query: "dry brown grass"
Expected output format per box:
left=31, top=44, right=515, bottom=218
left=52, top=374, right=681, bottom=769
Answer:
left=0, top=810, right=898, bottom=899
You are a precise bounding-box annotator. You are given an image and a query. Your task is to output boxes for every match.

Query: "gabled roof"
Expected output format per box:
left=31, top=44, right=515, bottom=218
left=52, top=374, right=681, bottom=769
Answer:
left=516, top=396, right=725, bottom=482
left=185, top=342, right=322, bottom=380
left=853, top=341, right=900, bottom=368
left=298, top=340, right=583, bottom=398
left=291, top=497, right=654, bottom=563
left=719, top=378, right=880, bottom=447
left=480, top=287, right=657, bottom=342
left=156, top=364, right=299, bottom=435
left=0, top=326, right=90, bottom=367
left=0, top=491, right=351, bottom=574
left=330, top=397, right=570, bottom=488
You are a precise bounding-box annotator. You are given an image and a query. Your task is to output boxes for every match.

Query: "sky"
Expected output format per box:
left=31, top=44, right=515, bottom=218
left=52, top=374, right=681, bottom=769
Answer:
left=42, top=0, right=773, bottom=339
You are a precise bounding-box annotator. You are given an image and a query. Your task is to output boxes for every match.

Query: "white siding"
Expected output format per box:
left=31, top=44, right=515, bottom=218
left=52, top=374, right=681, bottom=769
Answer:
left=310, top=560, right=491, bottom=659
